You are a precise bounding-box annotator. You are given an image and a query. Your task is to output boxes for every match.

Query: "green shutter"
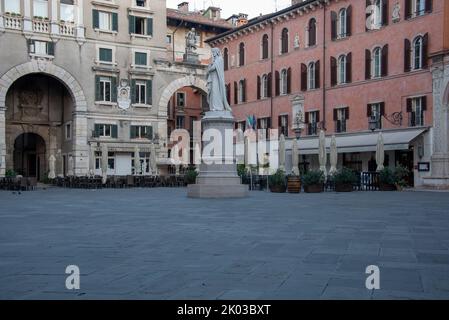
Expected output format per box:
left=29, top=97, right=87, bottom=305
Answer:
left=112, top=13, right=118, bottom=32
left=135, top=52, right=147, bottom=66
left=131, top=79, right=137, bottom=104
left=130, top=126, right=136, bottom=139
left=93, top=10, right=99, bottom=29
left=111, top=125, right=118, bottom=138
left=146, top=80, right=152, bottom=105
left=99, top=48, right=112, bottom=62
left=147, top=18, right=153, bottom=36
left=146, top=126, right=153, bottom=140
left=47, top=42, right=55, bottom=56
left=111, top=77, right=117, bottom=102
left=94, top=124, right=101, bottom=137
left=95, top=76, right=101, bottom=101
left=129, top=15, right=136, bottom=34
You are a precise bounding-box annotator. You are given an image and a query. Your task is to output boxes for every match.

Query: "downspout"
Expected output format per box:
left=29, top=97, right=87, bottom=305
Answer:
left=322, top=3, right=327, bottom=131
left=270, top=20, right=274, bottom=128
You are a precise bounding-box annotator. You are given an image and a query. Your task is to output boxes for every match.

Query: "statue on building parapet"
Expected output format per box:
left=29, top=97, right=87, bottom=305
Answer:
left=207, top=48, right=232, bottom=112
left=185, top=28, right=198, bottom=52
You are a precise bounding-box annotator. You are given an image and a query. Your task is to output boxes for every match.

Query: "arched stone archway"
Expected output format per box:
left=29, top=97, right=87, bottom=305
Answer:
left=0, top=61, right=88, bottom=177
left=158, top=75, right=208, bottom=117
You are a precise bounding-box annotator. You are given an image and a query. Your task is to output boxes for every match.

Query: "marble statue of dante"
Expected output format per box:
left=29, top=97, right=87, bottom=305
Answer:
left=207, top=48, right=232, bottom=112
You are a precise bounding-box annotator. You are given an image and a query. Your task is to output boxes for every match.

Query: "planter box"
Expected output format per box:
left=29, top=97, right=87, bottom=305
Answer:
left=379, top=183, right=396, bottom=191
left=304, top=184, right=323, bottom=193
left=335, top=183, right=353, bottom=192
left=287, top=176, right=301, bottom=193
left=270, top=185, right=287, bottom=193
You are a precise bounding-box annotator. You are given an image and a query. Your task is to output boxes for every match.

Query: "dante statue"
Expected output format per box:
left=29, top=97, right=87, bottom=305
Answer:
left=207, top=48, right=232, bottom=112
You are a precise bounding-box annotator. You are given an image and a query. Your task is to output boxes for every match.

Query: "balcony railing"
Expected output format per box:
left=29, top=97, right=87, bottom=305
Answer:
left=59, top=22, right=75, bottom=36
left=307, top=123, right=318, bottom=136
left=33, top=18, right=50, bottom=33
left=3, top=14, right=22, bottom=30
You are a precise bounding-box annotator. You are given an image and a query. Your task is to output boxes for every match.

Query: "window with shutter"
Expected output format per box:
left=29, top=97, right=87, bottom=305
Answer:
left=147, top=18, right=153, bottom=36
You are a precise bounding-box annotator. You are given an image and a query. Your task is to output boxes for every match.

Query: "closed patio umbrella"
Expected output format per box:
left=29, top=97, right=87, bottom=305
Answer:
left=376, top=132, right=385, bottom=172
left=329, top=135, right=338, bottom=175
left=172, top=143, right=180, bottom=175
left=318, top=130, right=327, bottom=176
left=244, top=136, right=250, bottom=173
left=67, top=155, right=74, bottom=176
left=279, top=134, right=286, bottom=171
left=101, top=144, right=108, bottom=184
left=292, top=138, right=300, bottom=176
left=150, top=143, right=158, bottom=175
left=134, top=145, right=141, bottom=175
left=48, top=154, right=56, bottom=179
left=89, top=145, right=95, bottom=176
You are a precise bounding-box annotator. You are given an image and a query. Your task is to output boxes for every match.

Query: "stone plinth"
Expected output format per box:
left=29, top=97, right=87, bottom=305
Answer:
left=187, top=111, right=248, bottom=198
left=183, top=51, right=200, bottom=64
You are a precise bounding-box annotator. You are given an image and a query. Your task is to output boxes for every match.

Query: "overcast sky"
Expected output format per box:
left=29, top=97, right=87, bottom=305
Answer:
left=167, top=0, right=293, bottom=19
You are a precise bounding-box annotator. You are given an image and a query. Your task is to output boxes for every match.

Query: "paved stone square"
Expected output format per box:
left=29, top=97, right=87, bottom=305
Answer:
left=1, top=188, right=449, bottom=300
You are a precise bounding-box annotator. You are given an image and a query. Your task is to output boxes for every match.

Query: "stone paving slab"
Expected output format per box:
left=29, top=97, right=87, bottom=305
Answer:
left=1, top=188, right=449, bottom=299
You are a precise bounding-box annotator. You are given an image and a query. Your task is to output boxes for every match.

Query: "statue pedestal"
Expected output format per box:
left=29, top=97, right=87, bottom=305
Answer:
left=183, top=51, right=200, bottom=64
left=187, top=111, right=248, bottom=199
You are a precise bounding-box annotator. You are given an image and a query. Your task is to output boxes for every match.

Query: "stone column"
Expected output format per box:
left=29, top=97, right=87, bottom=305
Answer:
left=75, top=0, right=85, bottom=40
left=0, top=0, right=5, bottom=32
left=0, top=107, right=6, bottom=177
left=72, top=111, right=88, bottom=176
left=50, top=0, right=59, bottom=35
left=424, top=55, right=449, bottom=188
left=23, top=0, right=33, bottom=33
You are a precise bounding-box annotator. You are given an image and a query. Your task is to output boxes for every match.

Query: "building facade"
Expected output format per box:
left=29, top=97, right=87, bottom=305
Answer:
left=0, top=0, right=209, bottom=179
left=207, top=0, right=449, bottom=188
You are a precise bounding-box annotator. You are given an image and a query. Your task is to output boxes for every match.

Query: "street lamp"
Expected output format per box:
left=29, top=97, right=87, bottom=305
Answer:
left=369, top=111, right=403, bottom=132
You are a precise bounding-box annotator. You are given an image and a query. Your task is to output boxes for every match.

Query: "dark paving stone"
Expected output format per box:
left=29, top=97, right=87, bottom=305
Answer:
left=1, top=188, right=449, bottom=299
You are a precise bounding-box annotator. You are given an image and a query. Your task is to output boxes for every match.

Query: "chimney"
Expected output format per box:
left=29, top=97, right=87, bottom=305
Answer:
left=178, top=2, right=189, bottom=12
left=237, top=13, right=248, bottom=27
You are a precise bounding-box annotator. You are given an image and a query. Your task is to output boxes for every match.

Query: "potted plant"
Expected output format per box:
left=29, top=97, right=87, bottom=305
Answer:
left=394, top=165, right=410, bottom=191
left=5, top=169, right=17, bottom=178
left=184, top=167, right=198, bottom=185
left=379, top=167, right=396, bottom=191
left=269, top=169, right=287, bottom=193
left=302, top=170, right=325, bottom=193
left=333, top=167, right=357, bottom=192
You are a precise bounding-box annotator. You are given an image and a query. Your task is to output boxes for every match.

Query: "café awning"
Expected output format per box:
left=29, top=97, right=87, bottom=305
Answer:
left=289, top=128, right=428, bottom=155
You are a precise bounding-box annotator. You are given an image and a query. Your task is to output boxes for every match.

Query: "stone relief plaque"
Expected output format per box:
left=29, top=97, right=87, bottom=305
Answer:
left=117, top=79, right=131, bottom=110
left=18, top=85, right=45, bottom=120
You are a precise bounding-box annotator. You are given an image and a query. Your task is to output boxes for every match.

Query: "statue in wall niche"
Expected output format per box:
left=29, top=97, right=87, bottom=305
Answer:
left=207, top=48, right=232, bottom=112
left=186, top=28, right=198, bottom=52
left=294, top=33, right=300, bottom=49
left=392, top=2, right=401, bottom=23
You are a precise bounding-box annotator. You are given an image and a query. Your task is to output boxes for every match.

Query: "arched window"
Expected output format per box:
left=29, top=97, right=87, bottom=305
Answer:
left=262, top=74, right=268, bottom=98
left=308, top=62, right=316, bottom=90
left=239, top=42, right=245, bottom=67
left=281, top=28, right=289, bottom=54
left=372, top=47, right=382, bottom=78
left=238, top=79, right=245, bottom=103
left=413, top=36, right=423, bottom=70
left=308, top=18, right=317, bottom=47
left=223, top=48, right=229, bottom=71
left=338, top=8, right=347, bottom=38
left=338, top=54, right=347, bottom=84
left=261, top=34, right=269, bottom=59
left=280, top=69, right=288, bottom=95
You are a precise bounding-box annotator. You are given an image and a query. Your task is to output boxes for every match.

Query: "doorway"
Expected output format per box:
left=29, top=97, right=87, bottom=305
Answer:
left=14, top=133, right=46, bottom=180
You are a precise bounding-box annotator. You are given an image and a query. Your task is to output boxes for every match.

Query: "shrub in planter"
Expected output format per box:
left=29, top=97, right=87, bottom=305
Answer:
left=333, top=167, right=357, bottom=192
left=184, top=167, right=198, bottom=185
left=302, top=170, right=325, bottom=193
left=394, top=165, right=410, bottom=190
left=269, top=169, right=287, bottom=193
left=5, top=169, right=17, bottom=178
left=379, top=167, right=396, bottom=191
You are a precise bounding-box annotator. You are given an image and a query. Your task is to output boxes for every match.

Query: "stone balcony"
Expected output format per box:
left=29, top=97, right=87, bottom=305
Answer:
left=32, top=18, right=50, bottom=33
left=3, top=14, right=22, bottom=30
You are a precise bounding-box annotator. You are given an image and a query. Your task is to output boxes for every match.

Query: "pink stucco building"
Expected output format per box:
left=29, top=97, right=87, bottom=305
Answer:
left=207, top=0, right=449, bottom=188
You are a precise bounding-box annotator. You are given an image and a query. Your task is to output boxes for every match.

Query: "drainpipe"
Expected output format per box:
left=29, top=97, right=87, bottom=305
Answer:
left=322, top=4, right=327, bottom=131
left=270, top=20, right=274, bottom=128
